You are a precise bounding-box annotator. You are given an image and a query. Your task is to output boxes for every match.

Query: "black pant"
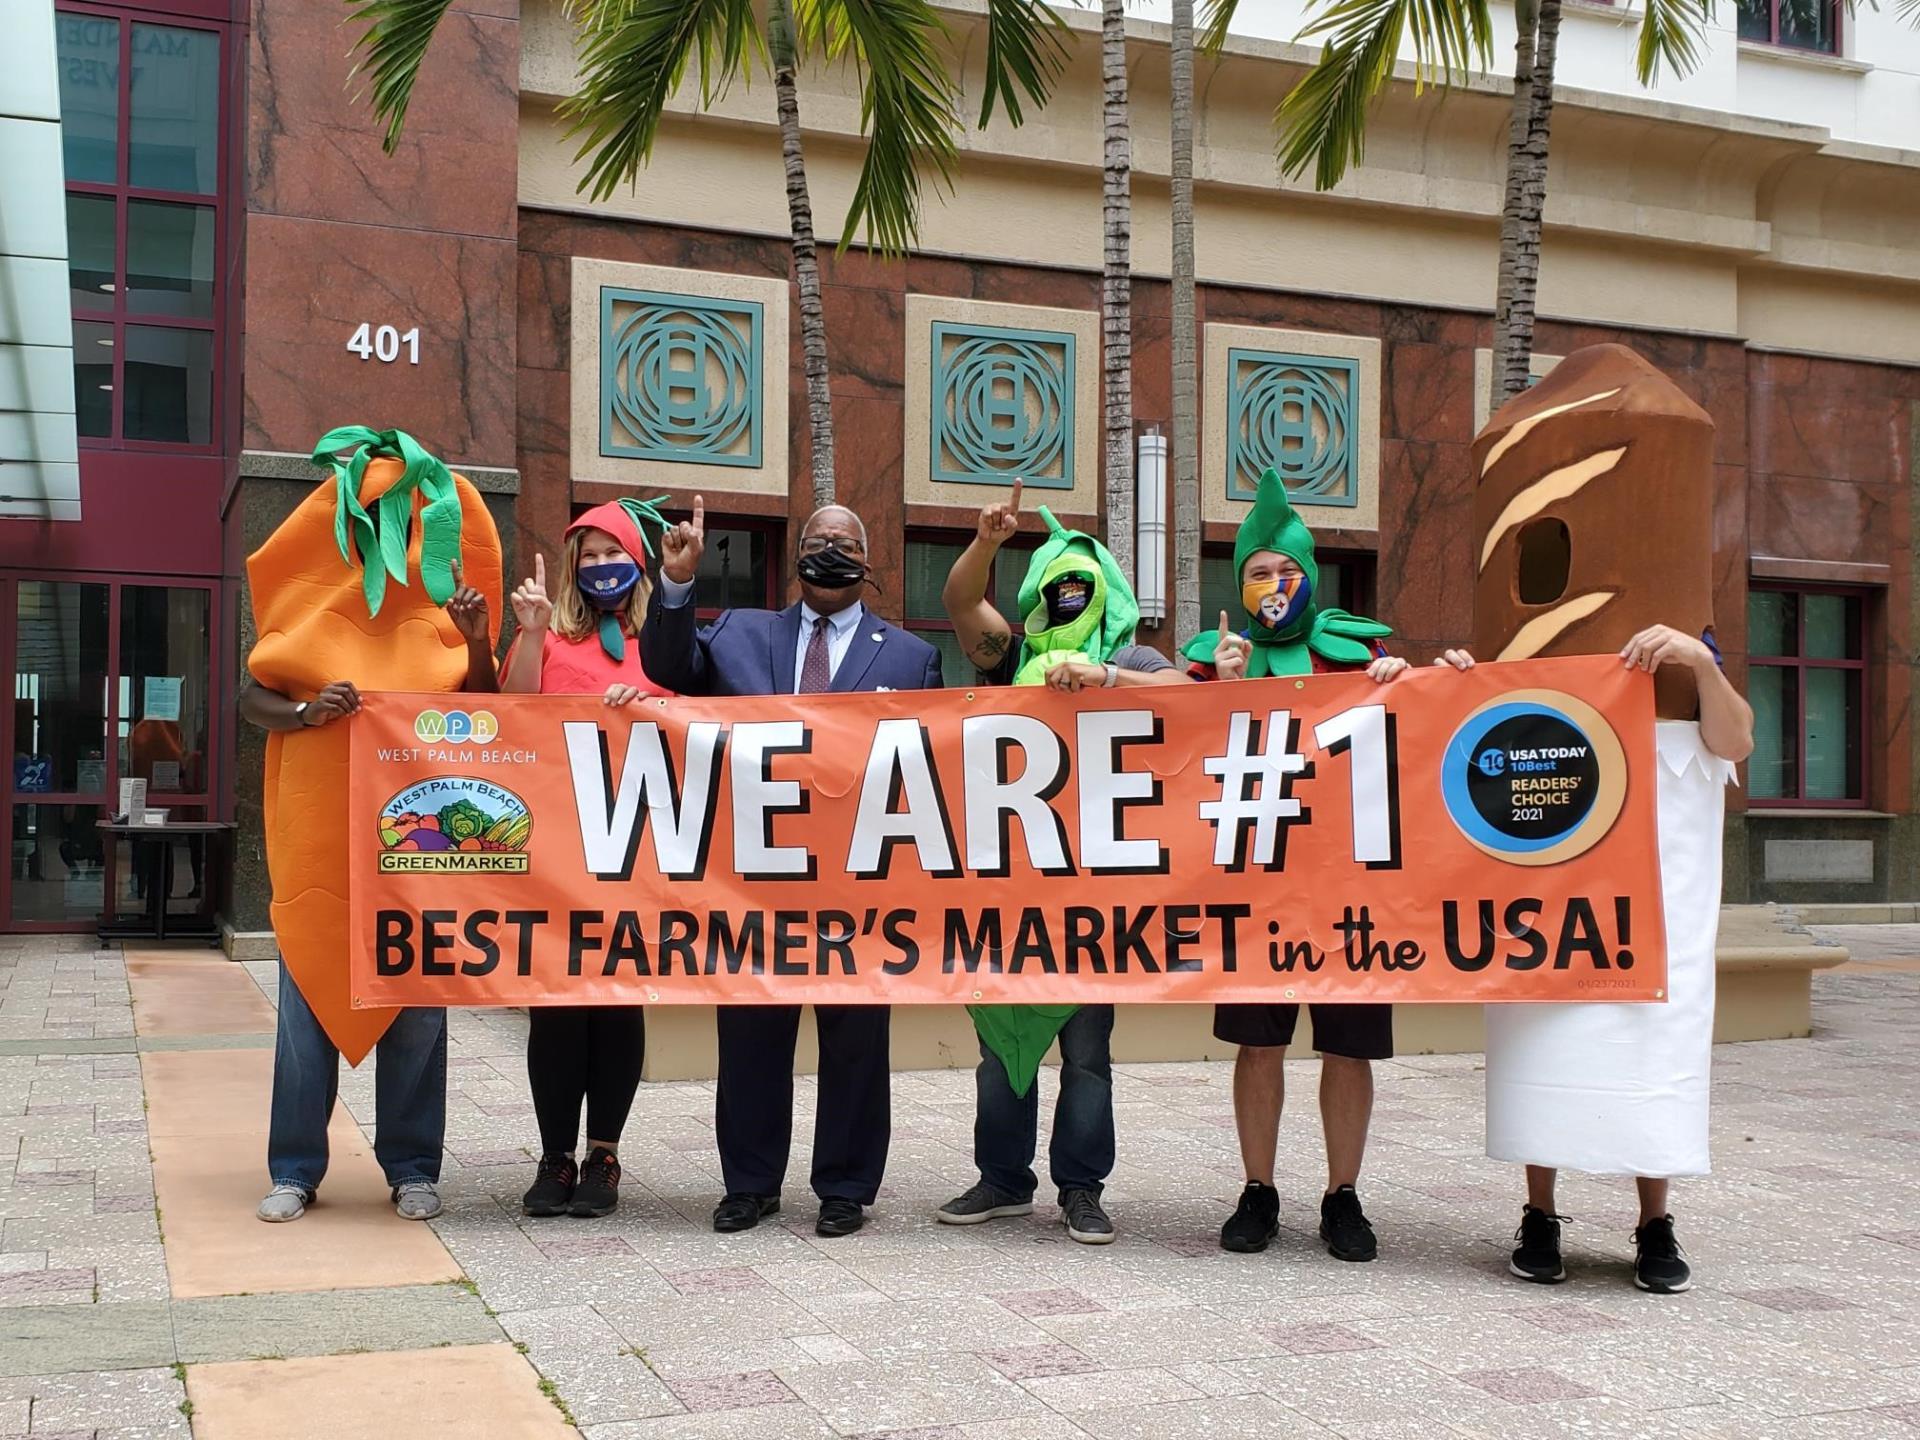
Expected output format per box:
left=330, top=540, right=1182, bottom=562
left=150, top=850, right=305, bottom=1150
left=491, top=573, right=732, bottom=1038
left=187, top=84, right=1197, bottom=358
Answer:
left=526, top=1006, right=646, bottom=1155
left=715, top=1005, right=890, bottom=1205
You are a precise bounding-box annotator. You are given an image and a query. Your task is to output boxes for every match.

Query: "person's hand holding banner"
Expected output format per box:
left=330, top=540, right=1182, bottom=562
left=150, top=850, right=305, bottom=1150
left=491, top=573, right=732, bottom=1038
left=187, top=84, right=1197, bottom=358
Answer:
left=350, top=654, right=1667, bottom=1012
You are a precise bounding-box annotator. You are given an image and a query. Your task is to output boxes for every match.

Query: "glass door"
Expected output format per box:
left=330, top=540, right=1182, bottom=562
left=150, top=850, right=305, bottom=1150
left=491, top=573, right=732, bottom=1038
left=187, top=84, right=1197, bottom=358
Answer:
left=3, top=581, right=113, bottom=927
left=0, top=575, right=220, bottom=930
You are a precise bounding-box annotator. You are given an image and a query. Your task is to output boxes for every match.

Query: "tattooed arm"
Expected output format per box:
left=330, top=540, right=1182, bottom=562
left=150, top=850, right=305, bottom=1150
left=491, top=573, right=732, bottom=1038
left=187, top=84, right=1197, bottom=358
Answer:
left=943, top=483, right=1023, bottom=672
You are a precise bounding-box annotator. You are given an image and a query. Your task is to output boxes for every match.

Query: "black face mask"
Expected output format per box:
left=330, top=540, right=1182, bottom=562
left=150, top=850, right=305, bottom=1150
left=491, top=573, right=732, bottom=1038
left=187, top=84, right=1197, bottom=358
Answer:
left=1042, top=574, right=1094, bottom=627
left=797, top=547, right=870, bottom=591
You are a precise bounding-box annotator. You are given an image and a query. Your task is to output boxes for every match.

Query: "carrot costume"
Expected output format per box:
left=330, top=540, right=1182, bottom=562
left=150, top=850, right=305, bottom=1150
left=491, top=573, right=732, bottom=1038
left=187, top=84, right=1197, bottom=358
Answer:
left=247, top=428, right=503, bottom=1064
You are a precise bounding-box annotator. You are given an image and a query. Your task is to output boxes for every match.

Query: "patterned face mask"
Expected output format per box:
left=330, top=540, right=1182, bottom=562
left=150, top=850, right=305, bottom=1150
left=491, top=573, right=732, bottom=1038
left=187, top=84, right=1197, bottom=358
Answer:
left=1243, top=571, right=1313, bottom=635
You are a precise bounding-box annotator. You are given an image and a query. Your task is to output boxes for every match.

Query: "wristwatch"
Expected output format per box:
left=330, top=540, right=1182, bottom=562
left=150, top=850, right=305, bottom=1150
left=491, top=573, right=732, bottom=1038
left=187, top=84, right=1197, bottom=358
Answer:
left=1101, top=662, right=1118, bottom=689
left=294, top=702, right=311, bottom=726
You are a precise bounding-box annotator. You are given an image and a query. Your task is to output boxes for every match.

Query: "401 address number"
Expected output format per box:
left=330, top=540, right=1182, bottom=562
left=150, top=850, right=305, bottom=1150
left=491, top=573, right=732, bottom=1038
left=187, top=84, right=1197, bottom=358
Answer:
left=347, top=323, right=421, bottom=365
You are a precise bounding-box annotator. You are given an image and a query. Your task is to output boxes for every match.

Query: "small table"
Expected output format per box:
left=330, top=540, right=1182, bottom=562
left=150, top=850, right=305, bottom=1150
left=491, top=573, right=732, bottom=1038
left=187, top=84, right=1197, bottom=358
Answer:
left=95, top=819, right=235, bottom=945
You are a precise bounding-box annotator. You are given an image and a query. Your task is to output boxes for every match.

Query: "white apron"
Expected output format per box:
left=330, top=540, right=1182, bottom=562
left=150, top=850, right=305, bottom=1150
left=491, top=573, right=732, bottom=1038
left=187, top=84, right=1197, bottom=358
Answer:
left=1484, top=721, right=1737, bottom=1177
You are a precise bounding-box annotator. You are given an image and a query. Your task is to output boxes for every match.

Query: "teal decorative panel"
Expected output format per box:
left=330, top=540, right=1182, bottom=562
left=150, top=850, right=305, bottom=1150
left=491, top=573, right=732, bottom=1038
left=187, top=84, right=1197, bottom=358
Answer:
left=1225, top=348, right=1359, bottom=507
left=601, top=288, right=762, bottom=468
left=929, top=321, right=1074, bottom=489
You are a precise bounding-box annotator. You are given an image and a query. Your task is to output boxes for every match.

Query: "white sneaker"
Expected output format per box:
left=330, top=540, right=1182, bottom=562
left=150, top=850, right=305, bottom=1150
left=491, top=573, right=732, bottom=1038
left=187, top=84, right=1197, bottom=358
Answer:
left=257, top=1184, right=310, bottom=1223
left=393, top=1181, right=443, bottom=1220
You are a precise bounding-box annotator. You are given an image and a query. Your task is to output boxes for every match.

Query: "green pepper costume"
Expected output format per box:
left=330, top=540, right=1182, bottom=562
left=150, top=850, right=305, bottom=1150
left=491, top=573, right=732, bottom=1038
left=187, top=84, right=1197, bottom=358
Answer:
left=1180, top=467, right=1391, bottom=676
left=971, top=507, right=1140, bottom=1097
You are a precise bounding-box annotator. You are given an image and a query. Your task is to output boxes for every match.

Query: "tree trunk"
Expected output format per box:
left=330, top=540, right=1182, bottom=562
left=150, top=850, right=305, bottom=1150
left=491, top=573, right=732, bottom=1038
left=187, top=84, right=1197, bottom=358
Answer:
left=1169, top=0, right=1200, bottom=644
left=1101, top=0, right=1134, bottom=580
left=772, top=3, right=836, bottom=508
left=1488, top=0, right=1560, bottom=418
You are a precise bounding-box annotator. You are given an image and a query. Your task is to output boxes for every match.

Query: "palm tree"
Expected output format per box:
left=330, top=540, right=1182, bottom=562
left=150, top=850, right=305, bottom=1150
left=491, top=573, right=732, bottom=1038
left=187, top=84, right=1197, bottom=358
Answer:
left=347, top=0, right=1068, bottom=507
left=1100, top=0, right=1135, bottom=581
left=1197, top=0, right=1726, bottom=419
left=1168, top=0, right=1200, bottom=642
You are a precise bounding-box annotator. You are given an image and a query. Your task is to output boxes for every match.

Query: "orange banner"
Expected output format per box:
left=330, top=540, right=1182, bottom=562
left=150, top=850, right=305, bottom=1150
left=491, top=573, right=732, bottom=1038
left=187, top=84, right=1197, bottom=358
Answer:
left=348, top=655, right=1667, bottom=1009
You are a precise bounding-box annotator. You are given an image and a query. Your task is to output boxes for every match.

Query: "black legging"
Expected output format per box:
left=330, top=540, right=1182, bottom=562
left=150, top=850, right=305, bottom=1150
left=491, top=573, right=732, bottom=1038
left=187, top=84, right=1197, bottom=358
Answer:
left=526, top=1006, right=646, bottom=1155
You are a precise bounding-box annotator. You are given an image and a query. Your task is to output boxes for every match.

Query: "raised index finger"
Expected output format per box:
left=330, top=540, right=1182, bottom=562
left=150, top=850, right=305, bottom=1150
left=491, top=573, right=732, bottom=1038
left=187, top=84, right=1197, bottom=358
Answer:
left=692, top=495, right=705, bottom=533
left=534, top=552, right=546, bottom=589
left=1218, top=610, right=1230, bottom=637
left=1009, top=478, right=1023, bottom=514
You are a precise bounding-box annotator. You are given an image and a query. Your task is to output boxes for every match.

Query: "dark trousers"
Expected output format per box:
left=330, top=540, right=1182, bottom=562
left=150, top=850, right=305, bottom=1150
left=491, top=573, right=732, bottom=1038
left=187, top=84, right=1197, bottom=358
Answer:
left=975, top=1004, right=1115, bottom=1203
left=526, top=1006, right=646, bottom=1155
left=715, top=1004, right=890, bottom=1205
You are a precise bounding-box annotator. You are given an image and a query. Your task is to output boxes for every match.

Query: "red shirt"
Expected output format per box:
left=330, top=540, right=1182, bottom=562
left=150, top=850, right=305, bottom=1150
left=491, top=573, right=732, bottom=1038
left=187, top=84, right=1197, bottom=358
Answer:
left=518, top=629, right=674, bottom=697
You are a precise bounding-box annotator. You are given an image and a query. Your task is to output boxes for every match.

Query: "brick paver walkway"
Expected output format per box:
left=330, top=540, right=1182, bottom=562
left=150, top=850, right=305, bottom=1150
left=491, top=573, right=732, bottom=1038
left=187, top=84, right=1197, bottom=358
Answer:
left=0, top=930, right=1916, bottom=1437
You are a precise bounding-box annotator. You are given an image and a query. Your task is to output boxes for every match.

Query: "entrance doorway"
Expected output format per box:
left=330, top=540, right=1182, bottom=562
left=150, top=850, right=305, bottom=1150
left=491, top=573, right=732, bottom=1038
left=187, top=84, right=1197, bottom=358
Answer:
left=1, top=573, right=220, bottom=931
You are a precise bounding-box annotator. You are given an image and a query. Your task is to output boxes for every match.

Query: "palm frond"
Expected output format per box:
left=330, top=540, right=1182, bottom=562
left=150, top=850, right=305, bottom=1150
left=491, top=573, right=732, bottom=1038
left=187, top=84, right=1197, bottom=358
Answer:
left=345, top=0, right=457, bottom=153
left=977, top=0, right=1071, bottom=127
left=1198, top=0, right=1241, bottom=54
left=1901, top=0, right=1920, bottom=26
left=799, top=0, right=962, bottom=257
left=557, top=0, right=763, bottom=203
left=1634, top=0, right=1713, bottom=82
left=1275, top=0, right=1494, bottom=190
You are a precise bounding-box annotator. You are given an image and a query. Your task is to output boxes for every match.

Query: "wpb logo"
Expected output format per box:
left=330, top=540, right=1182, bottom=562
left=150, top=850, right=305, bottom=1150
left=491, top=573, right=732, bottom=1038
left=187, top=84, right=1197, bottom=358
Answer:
left=414, top=709, right=500, bottom=745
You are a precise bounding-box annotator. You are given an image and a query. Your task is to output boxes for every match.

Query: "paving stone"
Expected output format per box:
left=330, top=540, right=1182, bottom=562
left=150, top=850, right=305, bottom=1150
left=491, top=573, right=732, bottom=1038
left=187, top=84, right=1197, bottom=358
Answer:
left=0, top=1302, right=174, bottom=1377
left=172, top=1284, right=502, bottom=1363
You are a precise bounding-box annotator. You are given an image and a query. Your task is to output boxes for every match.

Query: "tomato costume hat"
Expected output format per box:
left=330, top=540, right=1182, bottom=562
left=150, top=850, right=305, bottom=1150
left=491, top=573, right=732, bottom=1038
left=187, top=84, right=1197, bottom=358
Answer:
left=1180, top=467, right=1391, bottom=678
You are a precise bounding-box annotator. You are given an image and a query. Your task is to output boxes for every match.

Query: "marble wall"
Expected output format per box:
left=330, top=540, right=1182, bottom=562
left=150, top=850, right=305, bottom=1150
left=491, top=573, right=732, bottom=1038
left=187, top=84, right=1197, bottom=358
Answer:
left=241, top=0, right=521, bottom=467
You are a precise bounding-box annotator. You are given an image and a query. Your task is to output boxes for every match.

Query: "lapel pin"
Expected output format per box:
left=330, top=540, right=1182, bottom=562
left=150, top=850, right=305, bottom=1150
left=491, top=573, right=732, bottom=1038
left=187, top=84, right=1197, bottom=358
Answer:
left=871, top=632, right=884, bottom=642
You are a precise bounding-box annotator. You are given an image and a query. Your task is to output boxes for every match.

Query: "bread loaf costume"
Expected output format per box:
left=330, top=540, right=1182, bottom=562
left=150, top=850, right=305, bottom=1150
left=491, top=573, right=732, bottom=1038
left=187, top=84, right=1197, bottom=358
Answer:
left=969, top=508, right=1136, bottom=1097
left=1472, top=347, right=1735, bottom=1176
left=247, top=428, right=503, bottom=1064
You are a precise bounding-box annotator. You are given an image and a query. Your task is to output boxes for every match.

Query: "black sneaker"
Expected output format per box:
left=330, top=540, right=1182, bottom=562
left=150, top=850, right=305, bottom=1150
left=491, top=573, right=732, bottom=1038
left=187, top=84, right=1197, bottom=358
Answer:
left=570, top=1147, right=620, bottom=1218
left=521, top=1153, right=576, bottom=1218
left=1319, top=1185, right=1377, bottom=1262
left=1510, top=1205, right=1567, bottom=1283
left=935, top=1181, right=1034, bottom=1226
left=1220, top=1181, right=1281, bottom=1254
left=1633, top=1214, right=1693, bottom=1294
left=1061, top=1189, right=1115, bottom=1245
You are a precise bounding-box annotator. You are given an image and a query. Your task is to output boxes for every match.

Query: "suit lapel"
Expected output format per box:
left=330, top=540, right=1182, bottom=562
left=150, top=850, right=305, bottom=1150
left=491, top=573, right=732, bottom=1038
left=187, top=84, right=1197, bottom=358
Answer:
left=830, top=611, right=886, bottom=693
left=772, top=603, right=802, bottom=695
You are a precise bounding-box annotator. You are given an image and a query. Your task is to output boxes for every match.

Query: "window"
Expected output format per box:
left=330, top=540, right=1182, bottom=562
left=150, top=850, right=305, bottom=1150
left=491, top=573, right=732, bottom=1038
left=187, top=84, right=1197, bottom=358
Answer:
left=905, top=534, right=1041, bottom=685
left=1201, top=547, right=1373, bottom=633
left=1747, top=585, right=1867, bottom=806
left=56, top=10, right=225, bottom=449
left=1736, top=0, right=1839, bottom=53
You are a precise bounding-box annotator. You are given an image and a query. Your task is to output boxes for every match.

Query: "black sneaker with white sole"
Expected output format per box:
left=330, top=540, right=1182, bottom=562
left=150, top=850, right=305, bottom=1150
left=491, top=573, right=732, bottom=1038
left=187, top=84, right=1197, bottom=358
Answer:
left=935, top=1181, right=1034, bottom=1226
left=1061, top=1189, right=1115, bottom=1245
left=1633, top=1214, right=1693, bottom=1293
left=1319, top=1185, right=1377, bottom=1262
left=1510, top=1205, right=1567, bottom=1283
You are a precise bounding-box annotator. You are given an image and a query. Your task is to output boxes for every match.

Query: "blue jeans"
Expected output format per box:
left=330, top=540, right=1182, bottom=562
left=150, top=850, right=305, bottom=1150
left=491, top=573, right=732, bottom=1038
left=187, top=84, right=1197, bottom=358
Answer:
left=974, top=1004, right=1115, bottom=1202
left=267, top=962, right=447, bottom=1194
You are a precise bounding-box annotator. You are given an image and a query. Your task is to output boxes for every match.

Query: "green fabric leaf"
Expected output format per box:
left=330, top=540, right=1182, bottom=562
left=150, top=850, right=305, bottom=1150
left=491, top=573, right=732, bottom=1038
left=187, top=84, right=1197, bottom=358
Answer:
left=598, top=611, right=627, bottom=661
left=310, top=426, right=463, bottom=617
left=968, top=1004, right=1077, bottom=1099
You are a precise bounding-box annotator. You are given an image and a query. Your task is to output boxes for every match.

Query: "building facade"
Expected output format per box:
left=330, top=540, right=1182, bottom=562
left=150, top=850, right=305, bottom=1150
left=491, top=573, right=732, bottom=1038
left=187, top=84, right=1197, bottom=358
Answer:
left=2, top=0, right=1915, bottom=939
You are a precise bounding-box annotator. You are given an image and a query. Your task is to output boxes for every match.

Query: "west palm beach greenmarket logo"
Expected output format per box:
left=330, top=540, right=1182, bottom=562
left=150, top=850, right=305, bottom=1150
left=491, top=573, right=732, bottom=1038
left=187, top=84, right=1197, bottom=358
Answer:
left=378, top=776, right=531, bottom=873
left=414, top=708, right=500, bottom=745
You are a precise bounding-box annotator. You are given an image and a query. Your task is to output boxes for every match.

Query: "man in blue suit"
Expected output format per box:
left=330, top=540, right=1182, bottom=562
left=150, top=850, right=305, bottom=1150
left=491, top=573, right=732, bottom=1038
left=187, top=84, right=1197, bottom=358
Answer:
left=643, top=496, right=943, bottom=1238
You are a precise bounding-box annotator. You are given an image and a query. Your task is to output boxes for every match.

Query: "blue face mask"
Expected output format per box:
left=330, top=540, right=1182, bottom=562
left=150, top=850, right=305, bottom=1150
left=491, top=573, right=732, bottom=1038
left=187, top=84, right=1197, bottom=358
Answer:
left=578, top=560, right=640, bottom=612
